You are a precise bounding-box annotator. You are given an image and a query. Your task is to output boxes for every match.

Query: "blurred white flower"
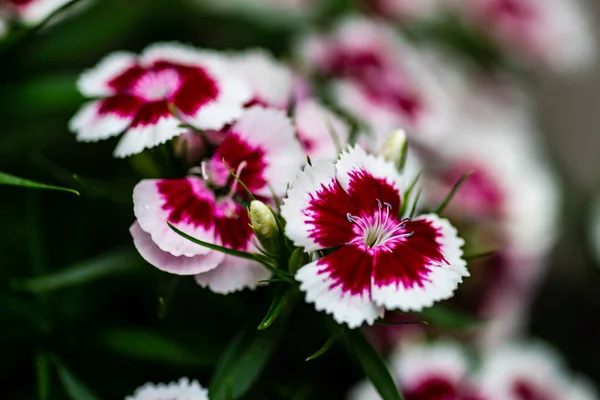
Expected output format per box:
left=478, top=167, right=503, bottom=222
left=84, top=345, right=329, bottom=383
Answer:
left=126, top=377, right=209, bottom=400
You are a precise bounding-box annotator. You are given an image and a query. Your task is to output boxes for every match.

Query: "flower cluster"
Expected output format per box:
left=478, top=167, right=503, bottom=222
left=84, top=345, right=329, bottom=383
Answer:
left=350, top=340, right=598, bottom=400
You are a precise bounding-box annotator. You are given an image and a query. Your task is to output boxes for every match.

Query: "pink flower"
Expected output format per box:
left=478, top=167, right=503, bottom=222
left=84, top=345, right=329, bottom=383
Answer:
left=349, top=341, right=483, bottom=400
left=231, top=49, right=295, bottom=110
left=475, top=342, right=598, bottom=400
left=294, top=98, right=350, bottom=161
left=454, top=0, right=595, bottom=72
left=298, top=17, right=453, bottom=141
left=126, top=377, right=208, bottom=400
left=366, top=0, right=446, bottom=22
left=131, top=107, right=304, bottom=293
left=69, top=42, right=252, bottom=157
left=281, top=145, right=468, bottom=328
left=1, top=0, right=72, bottom=25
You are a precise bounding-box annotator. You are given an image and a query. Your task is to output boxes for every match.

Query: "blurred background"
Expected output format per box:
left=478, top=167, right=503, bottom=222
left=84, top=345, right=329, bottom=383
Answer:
left=1, top=0, right=599, bottom=398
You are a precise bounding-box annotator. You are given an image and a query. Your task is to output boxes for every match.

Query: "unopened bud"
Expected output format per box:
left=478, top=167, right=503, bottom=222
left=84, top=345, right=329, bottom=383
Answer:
left=382, top=129, right=408, bottom=170
left=249, top=200, right=280, bottom=252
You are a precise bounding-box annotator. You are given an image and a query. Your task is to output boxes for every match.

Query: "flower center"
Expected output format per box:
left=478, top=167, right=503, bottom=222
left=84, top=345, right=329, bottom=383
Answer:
left=132, top=69, right=182, bottom=101
left=347, top=199, right=413, bottom=248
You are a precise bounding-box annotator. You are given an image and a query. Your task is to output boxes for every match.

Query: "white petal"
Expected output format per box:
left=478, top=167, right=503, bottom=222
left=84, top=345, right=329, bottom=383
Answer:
left=296, top=260, right=384, bottom=328
left=133, top=179, right=216, bottom=257
left=371, top=214, right=468, bottom=311
left=232, top=49, right=295, bottom=109
left=130, top=222, right=223, bottom=275
left=69, top=100, right=132, bottom=142
left=113, top=116, right=185, bottom=158
left=230, top=106, right=305, bottom=197
left=17, top=0, right=72, bottom=25
left=281, top=160, right=337, bottom=252
left=195, top=255, right=271, bottom=294
left=126, top=377, right=209, bottom=400
left=336, top=144, right=412, bottom=194
left=77, top=51, right=138, bottom=97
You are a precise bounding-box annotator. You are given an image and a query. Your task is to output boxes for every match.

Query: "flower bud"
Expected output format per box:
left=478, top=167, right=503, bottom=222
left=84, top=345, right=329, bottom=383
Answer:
left=382, top=129, right=408, bottom=170
left=249, top=200, right=280, bottom=253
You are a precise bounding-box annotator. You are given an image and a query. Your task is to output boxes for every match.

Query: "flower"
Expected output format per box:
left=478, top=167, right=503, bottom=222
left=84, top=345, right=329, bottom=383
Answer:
left=366, top=0, right=446, bottom=22
left=231, top=49, right=295, bottom=110
left=297, top=17, right=454, bottom=142
left=69, top=42, right=251, bottom=157
left=131, top=106, right=304, bottom=293
left=281, top=145, right=468, bottom=328
left=348, top=341, right=482, bottom=400
left=475, top=342, right=598, bottom=400
left=453, top=0, right=595, bottom=73
left=1, top=0, right=72, bottom=26
left=294, top=98, right=350, bottom=161
left=126, top=377, right=208, bottom=400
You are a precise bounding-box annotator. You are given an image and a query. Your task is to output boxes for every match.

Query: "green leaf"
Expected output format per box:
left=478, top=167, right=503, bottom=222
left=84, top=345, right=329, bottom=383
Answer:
left=54, top=360, right=100, bottom=400
left=399, top=172, right=421, bottom=217
left=375, top=319, right=428, bottom=327
left=464, top=250, right=496, bottom=261
left=209, top=323, right=286, bottom=400
left=434, top=172, right=472, bottom=215
left=306, top=326, right=342, bottom=361
left=419, top=305, right=479, bottom=329
left=257, top=288, right=291, bottom=330
left=0, top=171, right=78, bottom=195
left=12, top=250, right=142, bottom=293
left=288, top=248, right=309, bottom=275
left=168, top=222, right=265, bottom=263
left=35, top=354, right=50, bottom=400
left=97, top=328, right=217, bottom=366
left=346, top=329, right=404, bottom=400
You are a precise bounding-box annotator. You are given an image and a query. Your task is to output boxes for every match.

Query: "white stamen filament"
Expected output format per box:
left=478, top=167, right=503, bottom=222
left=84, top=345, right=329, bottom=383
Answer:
left=347, top=200, right=414, bottom=248
left=226, top=160, right=248, bottom=198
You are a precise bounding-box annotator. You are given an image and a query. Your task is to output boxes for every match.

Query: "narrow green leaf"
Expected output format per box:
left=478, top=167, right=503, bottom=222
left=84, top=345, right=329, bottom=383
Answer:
left=434, top=172, right=472, bottom=215
left=12, top=250, right=141, bottom=293
left=306, top=326, right=342, bottom=361
left=399, top=172, right=421, bottom=217
left=209, top=323, right=286, bottom=400
left=35, top=354, right=50, bottom=400
left=0, top=171, right=78, bottom=195
left=419, top=306, right=479, bottom=329
left=54, top=360, right=100, bottom=400
left=168, top=222, right=265, bottom=263
left=346, top=329, right=404, bottom=400
left=223, top=158, right=255, bottom=201
left=464, top=250, right=496, bottom=261
left=408, top=189, right=422, bottom=219
left=97, top=328, right=217, bottom=366
left=257, top=288, right=290, bottom=330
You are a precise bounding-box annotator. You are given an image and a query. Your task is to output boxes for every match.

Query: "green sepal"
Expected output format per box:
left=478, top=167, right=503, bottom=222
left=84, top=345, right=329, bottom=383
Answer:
left=434, top=172, right=472, bottom=215
left=305, top=325, right=343, bottom=361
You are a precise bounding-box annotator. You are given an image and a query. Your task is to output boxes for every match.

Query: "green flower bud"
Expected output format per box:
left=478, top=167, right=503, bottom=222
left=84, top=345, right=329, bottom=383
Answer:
left=249, top=200, right=280, bottom=253
left=382, top=129, right=408, bottom=170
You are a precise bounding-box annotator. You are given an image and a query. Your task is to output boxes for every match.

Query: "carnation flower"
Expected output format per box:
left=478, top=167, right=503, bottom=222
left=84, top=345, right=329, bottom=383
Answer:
left=475, top=342, right=598, bottom=400
left=131, top=106, right=304, bottom=293
left=281, top=145, right=468, bottom=328
left=453, top=0, right=596, bottom=72
left=69, top=42, right=251, bottom=157
left=297, top=17, right=454, bottom=142
left=1, top=0, right=72, bottom=25
left=126, top=377, right=208, bottom=400
left=348, top=341, right=481, bottom=400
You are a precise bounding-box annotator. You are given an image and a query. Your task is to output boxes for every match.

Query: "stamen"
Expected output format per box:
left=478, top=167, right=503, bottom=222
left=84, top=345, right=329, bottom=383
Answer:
left=383, top=202, right=392, bottom=210
left=187, top=166, right=204, bottom=177
left=376, top=199, right=382, bottom=210
left=346, top=213, right=358, bottom=223
left=201, top=160, right=209, bottom=180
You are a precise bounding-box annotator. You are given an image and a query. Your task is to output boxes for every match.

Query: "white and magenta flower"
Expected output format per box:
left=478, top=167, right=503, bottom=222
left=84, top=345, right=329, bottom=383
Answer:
left=366, top=0, right=446, bottom=23
left=294, top=98, right=350, bottom=162
left=1, top=0, right=72, bottom=25
left=69, top=42, right=251, bottom=158
left=131, top=107, right=304, bottom=293
left=126, top=377, right=208, bottom=400
left=453, top=0, right=595, bottom=72
left=281, top=145, right=468, bottom=328
left=475, top=342, right=598, bottom=400
left=231, top=49, right=295, bottom=110
left=297, top=17, right=454, bottom=142
left=348, top=341, right=482, bottom=400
